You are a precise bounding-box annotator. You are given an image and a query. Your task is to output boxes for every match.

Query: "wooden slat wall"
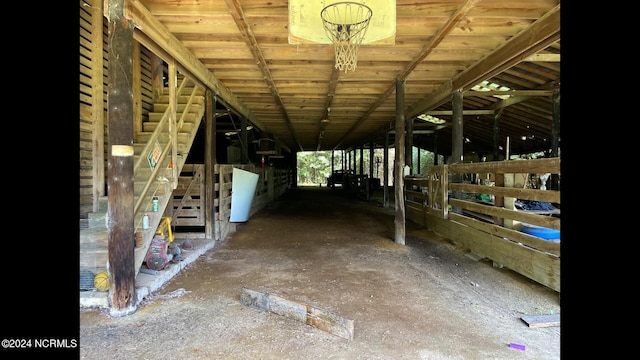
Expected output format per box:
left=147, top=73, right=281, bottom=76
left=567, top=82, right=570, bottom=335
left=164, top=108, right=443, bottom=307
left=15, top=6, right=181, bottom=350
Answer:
left=79, top=0, right=106, bottom=216
left=171, top=164, right=205, bottom=226
left=80, top=0, right=159, bottom=217
left=139, top=47, right=154, bottom=123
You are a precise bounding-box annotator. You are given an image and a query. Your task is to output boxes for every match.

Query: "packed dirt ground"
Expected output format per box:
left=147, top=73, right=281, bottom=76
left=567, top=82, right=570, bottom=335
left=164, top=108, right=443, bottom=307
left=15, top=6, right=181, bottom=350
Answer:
left=80, top=187, right=561, bottom=359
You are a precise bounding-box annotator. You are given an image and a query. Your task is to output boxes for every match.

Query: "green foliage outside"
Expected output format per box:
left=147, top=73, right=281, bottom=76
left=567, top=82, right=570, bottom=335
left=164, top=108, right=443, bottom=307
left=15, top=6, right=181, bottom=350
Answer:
left=297, top=151, right=335, bottom=186
left=296, top=148, right=442, bottom=186
left=296, top=147, right=553, bottom=186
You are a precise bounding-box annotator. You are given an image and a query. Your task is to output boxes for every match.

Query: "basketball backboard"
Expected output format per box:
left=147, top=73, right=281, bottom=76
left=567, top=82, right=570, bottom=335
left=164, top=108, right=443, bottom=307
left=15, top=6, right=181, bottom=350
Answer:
left=289, top=0, right=396, bottom=45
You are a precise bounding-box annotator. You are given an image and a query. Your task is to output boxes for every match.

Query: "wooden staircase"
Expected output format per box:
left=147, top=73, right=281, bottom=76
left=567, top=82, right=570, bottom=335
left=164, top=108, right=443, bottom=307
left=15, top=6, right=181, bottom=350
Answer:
left=80, top=81, right=205, bottom=280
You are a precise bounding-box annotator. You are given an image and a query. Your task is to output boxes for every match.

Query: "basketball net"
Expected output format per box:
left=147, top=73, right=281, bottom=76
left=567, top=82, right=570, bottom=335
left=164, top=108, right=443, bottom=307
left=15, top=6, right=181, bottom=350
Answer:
left=321, top=2, right=372, bottom=73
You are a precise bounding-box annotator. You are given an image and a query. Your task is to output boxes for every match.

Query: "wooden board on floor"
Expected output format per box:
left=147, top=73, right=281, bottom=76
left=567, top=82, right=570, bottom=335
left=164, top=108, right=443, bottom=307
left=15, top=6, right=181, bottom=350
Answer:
left=521, top=314, right=560, bottom=328
left=240, top=287, right=354, bottom=340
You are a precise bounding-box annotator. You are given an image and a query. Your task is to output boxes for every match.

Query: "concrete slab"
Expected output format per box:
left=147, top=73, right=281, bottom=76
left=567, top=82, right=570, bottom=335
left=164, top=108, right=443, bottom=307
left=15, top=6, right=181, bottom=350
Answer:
left=80, top=238, right=216, bottom=310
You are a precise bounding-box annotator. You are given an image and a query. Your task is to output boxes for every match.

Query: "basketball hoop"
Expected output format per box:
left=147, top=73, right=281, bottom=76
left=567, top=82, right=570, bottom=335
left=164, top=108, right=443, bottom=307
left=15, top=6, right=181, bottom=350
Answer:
left=321, top=2, right=373, bottom=72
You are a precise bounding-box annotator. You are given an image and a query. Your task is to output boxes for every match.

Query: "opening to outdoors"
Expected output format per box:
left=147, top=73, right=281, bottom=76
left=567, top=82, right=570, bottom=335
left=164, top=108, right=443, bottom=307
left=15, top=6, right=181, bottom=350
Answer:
left=296, top=148, right=443, bottom=187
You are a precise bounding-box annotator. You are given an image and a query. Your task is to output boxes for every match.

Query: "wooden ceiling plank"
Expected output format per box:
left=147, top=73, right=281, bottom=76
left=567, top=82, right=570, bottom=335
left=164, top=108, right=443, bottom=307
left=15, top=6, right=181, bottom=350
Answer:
left=224, top=0, right=304, bottom=151
left=126, top=0, right=267, bottom=133
left=407, top=5, right=560, bottom=118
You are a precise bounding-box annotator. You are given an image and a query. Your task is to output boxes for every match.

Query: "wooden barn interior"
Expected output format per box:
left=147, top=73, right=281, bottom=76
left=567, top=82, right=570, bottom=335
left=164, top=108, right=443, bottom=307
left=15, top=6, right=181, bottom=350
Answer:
left=79, top=0, right=560, bottom=315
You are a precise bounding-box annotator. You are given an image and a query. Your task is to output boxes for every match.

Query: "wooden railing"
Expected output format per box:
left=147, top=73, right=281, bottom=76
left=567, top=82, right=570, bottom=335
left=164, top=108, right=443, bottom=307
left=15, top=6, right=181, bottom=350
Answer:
left=133, top=74, right=204, bottom=232
left=131, top=70, right=205, bottom=276
left=404, top=157, right=560, bottom=292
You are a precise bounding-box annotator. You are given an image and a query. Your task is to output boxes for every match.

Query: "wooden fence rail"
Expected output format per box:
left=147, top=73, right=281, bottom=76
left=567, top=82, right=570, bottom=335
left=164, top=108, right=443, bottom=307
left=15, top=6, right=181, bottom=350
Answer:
left=405, top=157, right=560, bottom=292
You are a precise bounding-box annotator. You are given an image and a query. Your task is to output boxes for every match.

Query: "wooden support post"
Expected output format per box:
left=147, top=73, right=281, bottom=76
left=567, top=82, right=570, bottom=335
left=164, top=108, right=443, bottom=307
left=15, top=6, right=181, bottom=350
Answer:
left=493, top=173, right=505, bottom=227
left=433, top=131, right=438, bottom=165
left=451, top=90, right=463, bottom=214
left=241, top=116, right=248, bottom=164
left=368, top=141, right=374, bottom=200
left=383, top=132, right=389, bottom=208
left=267, top=167, right=274, bottom=202
left=503, top=173, right=515, bottom=228
left=359, top=146, right=364, bottom=175
left=107, top=0, right=137, bottom=317
left=394, top=79, right=406, bottom=245
left=132, top=41, right=142, bottom=137
left=90, top=0, right=105, bottom=212
left=205, top=91, right=215, bottom=240
left=168, top=59, right=178, bottom=187
left=492, top=109, right=501, bottom=161
left=550, top=87, right=560, bottom=190
left=405, top=106, right=413, bottom=174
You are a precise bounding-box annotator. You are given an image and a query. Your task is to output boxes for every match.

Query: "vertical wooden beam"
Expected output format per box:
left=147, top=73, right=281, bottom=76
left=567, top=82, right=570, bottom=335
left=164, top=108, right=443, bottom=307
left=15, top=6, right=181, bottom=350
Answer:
left=551, top=88, right=560, bottom=157
left=241, top=116, right=248, bottom=164
left=491, top=102, right=506, bottom=225
left=205, top=91, right=215, bottom=240
left=368, top=141, right=374, bottom=200
left=492, top=110, right=500, bottom=161
left=331, top=150, right=335, bottom=174
left=493, top=171, right=505, bottom=226
left=359, top=146, right=364, bottom=175
left=503, top=173, right=515, bottom=229
left=394, top=79, right=406, bottom=245
left=106, top=0, right=136, bottom=317
left=346, top=150, right=350, bottom=171
left=293, top=151, right=298, bottom=188
left=433, top=131, right=438, bottom=165
left=132, top=41, right=142, bottom=136
left=150, top=54, right=164, bottom=102
left=267, top=167, right=274, bottom=201
left=383, top=132, right=389, bottom=208
left=217, top=163, right=225, bottom=225
left=90, top=0, right=105, bottom=212
left=550, top=87, right=560, bottom=190
left=405, top=111, right=413, bottom=175
left=167, top=60, right=178, bottom=187
left=369, top=141, right=374, bottom=178
left=451, top=90, right=463, bottom=215
left=353, top=149, right=356, bottom=172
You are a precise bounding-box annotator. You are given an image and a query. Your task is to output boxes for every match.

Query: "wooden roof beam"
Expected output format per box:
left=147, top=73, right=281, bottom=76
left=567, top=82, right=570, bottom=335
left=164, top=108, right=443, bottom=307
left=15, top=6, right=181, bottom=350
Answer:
left=124, top=0, right=265, bottom=132
left=224, top=0, right=304, bottom=152
left=407, top=5, right=561, bottom=119
left=316, top=68, right=340, bottom=151
left=334, top=0, right=481, bottom=150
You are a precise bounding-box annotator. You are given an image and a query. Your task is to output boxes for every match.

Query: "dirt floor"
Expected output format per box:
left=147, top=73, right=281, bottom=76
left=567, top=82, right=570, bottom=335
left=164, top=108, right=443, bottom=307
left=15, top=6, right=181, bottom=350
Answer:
left=80, top=186, right=561, bottom=359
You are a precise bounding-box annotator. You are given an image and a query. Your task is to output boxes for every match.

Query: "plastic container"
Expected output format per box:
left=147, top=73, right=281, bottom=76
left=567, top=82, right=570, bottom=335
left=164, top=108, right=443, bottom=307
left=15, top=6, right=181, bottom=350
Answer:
left=143, top=214, right=150, bottom=230
left=520, top=223, right=559, bottom=240
left=152, top=197, right=159, bottom=212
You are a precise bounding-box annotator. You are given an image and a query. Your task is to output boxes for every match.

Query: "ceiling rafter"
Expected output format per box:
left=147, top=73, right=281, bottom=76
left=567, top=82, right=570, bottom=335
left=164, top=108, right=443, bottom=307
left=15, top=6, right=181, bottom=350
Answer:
left=408, top=5, right=561, bottom=118
left=133, top=0, right=560, bottom=157
left=316, top=67, right=340, bottom=151
left=224, top=0, right=304, bottom=151
left=334, top=0, right=482, bottom=150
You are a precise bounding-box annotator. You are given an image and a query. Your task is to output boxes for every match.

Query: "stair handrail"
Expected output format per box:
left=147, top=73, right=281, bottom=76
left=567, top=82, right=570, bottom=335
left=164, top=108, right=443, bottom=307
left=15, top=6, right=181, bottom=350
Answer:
left=131, top=75, right=205, bottom=228
left=169, top=77, right=202, bottom=188
left=132, top=76, right=189, bottom=219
